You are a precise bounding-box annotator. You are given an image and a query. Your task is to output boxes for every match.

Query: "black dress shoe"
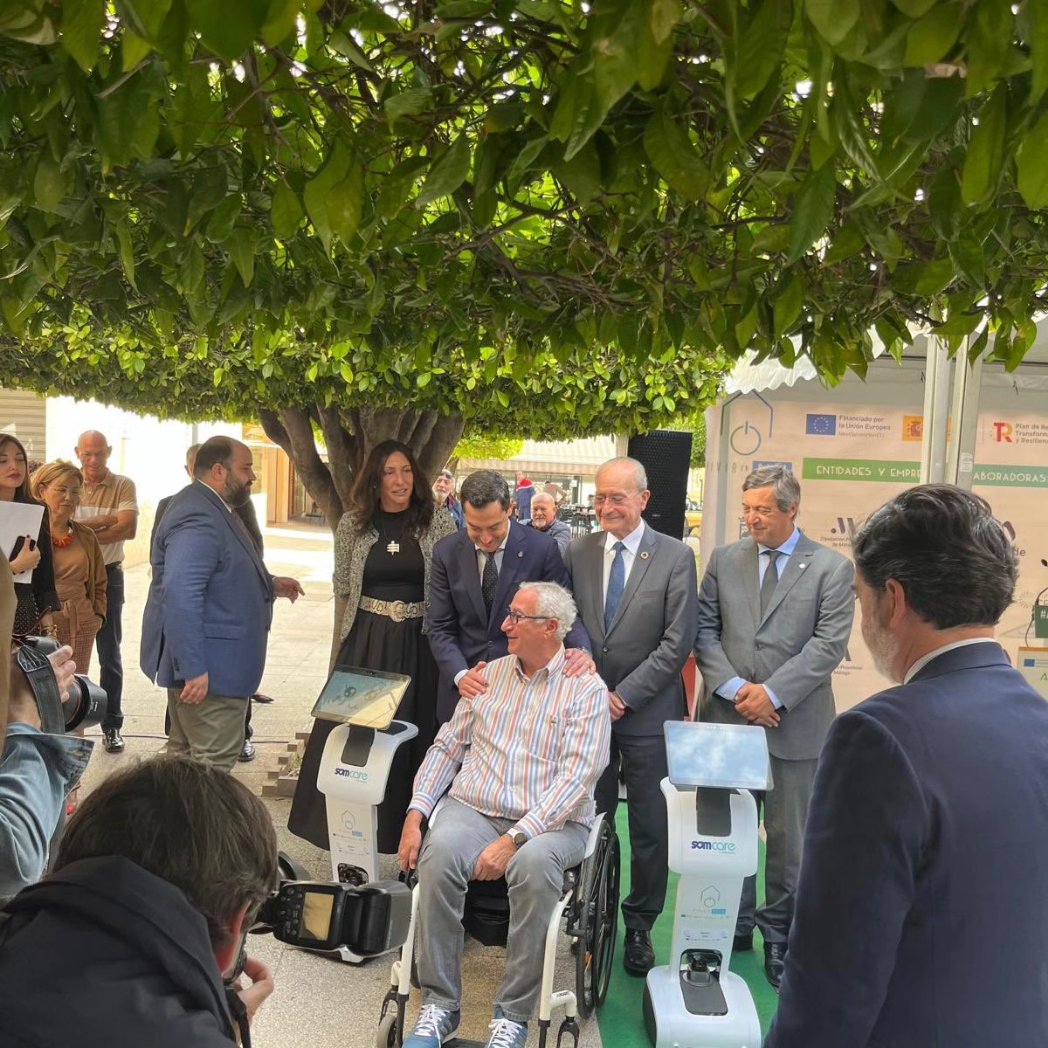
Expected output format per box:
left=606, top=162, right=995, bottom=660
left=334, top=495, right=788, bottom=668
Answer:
left=733, top=930, right=754, bottom=952
left=102, top=728, right=124, bottom=754
left=764, top=941, right=787, bottom=991
left=238, top=740, right=257, bottom=762
left=251, top=692, right=274, bottom=704
left=623, top=929, right=655, bottom=976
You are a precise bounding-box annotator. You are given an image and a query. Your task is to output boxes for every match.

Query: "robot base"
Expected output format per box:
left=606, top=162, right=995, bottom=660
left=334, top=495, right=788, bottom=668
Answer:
left=643, top=966, right=761, bottom=1048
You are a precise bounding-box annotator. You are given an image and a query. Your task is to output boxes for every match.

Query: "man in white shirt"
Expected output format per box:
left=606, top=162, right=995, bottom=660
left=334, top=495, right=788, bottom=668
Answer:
left=399, top=582, right=609, bottom=1048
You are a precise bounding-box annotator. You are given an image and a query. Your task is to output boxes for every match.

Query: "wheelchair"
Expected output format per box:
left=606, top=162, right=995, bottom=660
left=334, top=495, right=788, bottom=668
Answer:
left=376, top=812, right=620, bottom=1048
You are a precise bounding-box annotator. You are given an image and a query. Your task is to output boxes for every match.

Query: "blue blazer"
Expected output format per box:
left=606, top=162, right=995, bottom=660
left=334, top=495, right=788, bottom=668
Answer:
left=426, top=522, right=589, bottom=722
left=140, top=481, right=274, bottom=699
left=766, top=642, right=1048, bottom=1048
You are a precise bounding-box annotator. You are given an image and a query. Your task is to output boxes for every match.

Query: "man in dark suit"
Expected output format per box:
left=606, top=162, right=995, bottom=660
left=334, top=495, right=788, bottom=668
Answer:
left=767, top=485, right=1048, bottom=1048
left=427, top=470, right=590, bottom=724
left=695, top=465, right=853, bottom=989
left=563, top=456, right=698, bottom=976
left=140, top=437, right=302, bottom=771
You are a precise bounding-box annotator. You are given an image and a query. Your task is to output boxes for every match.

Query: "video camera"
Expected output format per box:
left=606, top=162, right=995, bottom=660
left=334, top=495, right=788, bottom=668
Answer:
left=14, top=635, right=107, bottom=734
left=250, top=854, right=411, bottom=957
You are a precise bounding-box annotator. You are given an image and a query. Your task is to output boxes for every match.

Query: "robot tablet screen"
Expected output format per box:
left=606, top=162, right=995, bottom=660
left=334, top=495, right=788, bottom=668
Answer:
left=310, top=666, right=411, bottom=729
left=664, top=721, right=771, bottom=791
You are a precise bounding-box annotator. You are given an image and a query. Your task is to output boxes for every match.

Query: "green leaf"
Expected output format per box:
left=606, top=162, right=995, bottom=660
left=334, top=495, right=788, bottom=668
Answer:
left=328, top=29, right=374, bottom=71
left=733, top=0, right=792, bottom=101
left=643, top=101, right=710, bottom=201
left=61, top=0, right=105, bottom=72
left=805, top=0, right=858, bottom=47
left=418, top=135, right=471, bottom=207
left=261, top=0, right=301, bottom=46
left=184, top=0, right=269, bottom=61
left=1019, top=110, right=1048, bottom=208
left=787, top=163, right=836, bottom=264
left=327, top=162, right=364, bottom=243
left=228, top=228, right=255, bottom=286
left=304, top=143, right=353, bottom=251
left=961, top=83, right=1007, bottom=208
left=553, top=140, right=602, bottom=206
left=889, top=0, right=938, bottom=15
left=1030, top=0, right=1048, bottom=105
left=270, top=181, right=303, bottom=238
left=32, top=154, right=65, bottom=212
left=773, top=274, right=805, bottom=335
left=116, top=221, right=137, bottom=289
left=384, top=88, right=433, bottom=125
left=903, top=3, right=962, bottom=67
left=650, top=0, right=680, bottom=44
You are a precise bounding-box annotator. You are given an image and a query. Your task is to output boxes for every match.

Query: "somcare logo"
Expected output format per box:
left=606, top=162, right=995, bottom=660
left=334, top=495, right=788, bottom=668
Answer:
left=335, top=768, right=369, bottom=781
left=691, top=840, right=736, bottom=853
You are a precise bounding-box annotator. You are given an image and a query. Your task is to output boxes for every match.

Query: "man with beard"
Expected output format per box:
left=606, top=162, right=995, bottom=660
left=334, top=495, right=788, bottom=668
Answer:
left=140, top=437, right=303, bottom=770
left=766, top=485, right=1048, bottom=1048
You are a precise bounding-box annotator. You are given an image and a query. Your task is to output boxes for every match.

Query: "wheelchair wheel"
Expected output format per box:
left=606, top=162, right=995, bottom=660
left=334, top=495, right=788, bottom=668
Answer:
left=574, top=821, right=620, bottom=1018
left=376, top=1010, right=399, bottom=1048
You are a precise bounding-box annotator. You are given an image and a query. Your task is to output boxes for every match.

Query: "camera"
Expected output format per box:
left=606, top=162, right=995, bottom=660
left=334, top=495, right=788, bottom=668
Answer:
left=250, top=854, right=411, bottom=957
left=14, top=635, right=108, bottom=734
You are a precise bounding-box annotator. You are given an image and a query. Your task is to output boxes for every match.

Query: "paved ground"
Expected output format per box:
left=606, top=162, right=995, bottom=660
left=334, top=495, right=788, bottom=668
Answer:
left=74, top=522, right=603, bottom=1048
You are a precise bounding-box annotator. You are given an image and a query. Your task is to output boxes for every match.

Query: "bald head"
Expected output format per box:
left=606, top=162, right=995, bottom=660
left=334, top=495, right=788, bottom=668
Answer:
left=530, top=492, right=557, bottom=530
left=75, top=430, right=112, bottom=483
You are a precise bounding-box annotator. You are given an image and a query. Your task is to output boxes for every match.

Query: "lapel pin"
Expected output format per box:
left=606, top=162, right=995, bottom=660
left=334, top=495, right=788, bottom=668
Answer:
left=640, top=551, right=650, bottom=560
left=517, top=550, right=524, bottom=558
left=799, top=562, right=807, bottom=570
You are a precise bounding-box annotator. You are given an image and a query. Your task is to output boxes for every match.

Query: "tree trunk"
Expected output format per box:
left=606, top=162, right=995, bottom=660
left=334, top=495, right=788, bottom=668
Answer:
left=257, top=403, right=465, bottom=662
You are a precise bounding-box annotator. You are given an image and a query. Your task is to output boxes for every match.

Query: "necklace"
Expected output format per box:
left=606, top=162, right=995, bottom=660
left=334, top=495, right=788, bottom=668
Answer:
left=376, top=511, right=408, bottom=555
left=52, top=527, right=74, bottom=549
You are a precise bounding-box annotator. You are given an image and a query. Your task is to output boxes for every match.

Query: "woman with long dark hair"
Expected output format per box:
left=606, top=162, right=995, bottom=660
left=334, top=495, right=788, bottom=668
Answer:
left=0, top=434, right=60, bottom=638
left=289, top=440, right=456, bottom=853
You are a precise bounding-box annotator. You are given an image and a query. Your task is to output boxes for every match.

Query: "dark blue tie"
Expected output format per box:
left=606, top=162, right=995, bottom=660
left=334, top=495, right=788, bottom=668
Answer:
left=604, top=541, right=626, bottom=631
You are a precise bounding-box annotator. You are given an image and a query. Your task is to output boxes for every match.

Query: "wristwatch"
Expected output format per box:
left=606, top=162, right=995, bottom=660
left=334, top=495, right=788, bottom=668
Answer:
left=509, top=831, right=527, bottom=848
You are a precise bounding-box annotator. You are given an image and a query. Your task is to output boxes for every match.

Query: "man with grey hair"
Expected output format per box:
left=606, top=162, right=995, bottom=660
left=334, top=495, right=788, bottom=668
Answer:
left=525, top=492, right=571, bottom=555
left=399, top=581, right=610, bottom=1048
left=427, top=470, right=590, bottom=725
left=695, top=465, right=854, bottom=990
left=564, top=456, right=698, bottom=977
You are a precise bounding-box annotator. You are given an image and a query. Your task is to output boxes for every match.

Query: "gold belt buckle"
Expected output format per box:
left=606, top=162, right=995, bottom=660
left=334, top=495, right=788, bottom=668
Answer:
left=390, top=600, right=408, bottom=623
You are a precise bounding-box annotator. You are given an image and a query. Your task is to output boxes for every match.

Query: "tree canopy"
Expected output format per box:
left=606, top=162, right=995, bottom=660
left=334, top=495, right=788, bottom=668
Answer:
left=3, top=0, right=1048, bottom=527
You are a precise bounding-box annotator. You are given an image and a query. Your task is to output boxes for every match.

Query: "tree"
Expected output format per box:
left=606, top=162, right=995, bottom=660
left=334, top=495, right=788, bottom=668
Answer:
left=4, top=1, right=1048, bottom=522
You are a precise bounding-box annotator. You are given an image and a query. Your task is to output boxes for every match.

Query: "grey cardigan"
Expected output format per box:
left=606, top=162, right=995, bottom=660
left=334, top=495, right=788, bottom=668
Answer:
left=334, top=506, right=457, bottom=640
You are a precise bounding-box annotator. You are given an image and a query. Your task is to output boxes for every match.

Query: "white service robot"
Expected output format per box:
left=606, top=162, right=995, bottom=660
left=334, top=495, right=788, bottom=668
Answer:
left=313, top=665, right=418, bottom=963
left=643, top=720, right=771, bottom=1048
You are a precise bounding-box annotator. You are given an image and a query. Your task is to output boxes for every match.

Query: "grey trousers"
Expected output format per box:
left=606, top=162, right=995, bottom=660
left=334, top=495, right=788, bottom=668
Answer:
left=165, top=689, right=247, bottom=772
left=738, top=754, right=818, bottom=945
left=417, top=797, right=589, bottom=1023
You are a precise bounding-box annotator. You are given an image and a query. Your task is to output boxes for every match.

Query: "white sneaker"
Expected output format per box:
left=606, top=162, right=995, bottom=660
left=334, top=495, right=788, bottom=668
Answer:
left=484, top=1016, right=528, bottom=1048
left=403, top=1005, right=460, bottom=1048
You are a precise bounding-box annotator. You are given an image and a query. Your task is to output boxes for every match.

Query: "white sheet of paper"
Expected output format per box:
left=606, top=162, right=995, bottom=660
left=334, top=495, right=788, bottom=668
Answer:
left=0, top=502, right=46, bottom=583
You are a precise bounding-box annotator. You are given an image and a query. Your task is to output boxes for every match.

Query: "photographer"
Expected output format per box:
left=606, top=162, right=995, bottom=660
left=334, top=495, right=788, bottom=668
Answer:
left=0, top=558, right=91, bottom=902
left=0, top=755, right=278, bottom=1047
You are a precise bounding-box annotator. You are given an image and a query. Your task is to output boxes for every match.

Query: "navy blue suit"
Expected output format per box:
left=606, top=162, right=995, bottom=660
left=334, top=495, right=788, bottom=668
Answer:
left=140, top=481, right=274, bottom=698
left=766, top=642, right=1048, bottom=1048
left=427, top=522, right=589, bottom=722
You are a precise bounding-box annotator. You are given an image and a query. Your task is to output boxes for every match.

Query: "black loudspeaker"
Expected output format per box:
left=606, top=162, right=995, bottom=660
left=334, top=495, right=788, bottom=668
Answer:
left=627, top=430, right=692, bottom=539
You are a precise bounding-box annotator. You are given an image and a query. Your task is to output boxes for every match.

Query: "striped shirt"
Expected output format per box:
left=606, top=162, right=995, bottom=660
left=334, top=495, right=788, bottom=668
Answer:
left=76, top=472, right=138, bottom=565
left=410, top=647, right=611, bottom=840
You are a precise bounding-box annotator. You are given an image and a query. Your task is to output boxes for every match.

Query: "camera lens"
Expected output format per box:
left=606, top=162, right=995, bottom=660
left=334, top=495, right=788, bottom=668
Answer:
left=63, top=676, right=108, bottom=733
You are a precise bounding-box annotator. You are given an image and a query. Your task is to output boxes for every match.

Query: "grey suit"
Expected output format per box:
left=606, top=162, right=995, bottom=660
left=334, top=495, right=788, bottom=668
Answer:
left=564, top=524, right=698, bottom=929
left=695, top=530, right=854, bottom=943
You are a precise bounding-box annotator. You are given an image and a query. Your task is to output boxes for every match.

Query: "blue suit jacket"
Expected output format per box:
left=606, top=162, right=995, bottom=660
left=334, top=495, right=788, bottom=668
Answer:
left=426, top=522, right=589, bottom=722
left=140, top=482, right=274, bottom=698
left=766, top=642, right=1048, bottom=1048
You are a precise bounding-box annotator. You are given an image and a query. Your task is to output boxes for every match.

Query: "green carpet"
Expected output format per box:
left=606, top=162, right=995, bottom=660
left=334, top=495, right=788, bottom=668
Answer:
left=595, top=809, right=778, bottom=1047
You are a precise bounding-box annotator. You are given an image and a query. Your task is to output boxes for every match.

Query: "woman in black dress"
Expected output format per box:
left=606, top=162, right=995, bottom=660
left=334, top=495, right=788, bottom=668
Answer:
left=289, top=440, right=456, bottom=853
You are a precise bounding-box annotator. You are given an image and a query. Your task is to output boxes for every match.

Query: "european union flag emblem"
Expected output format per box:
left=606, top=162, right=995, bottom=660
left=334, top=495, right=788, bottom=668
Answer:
left=806, top=413, right=837, bottom=436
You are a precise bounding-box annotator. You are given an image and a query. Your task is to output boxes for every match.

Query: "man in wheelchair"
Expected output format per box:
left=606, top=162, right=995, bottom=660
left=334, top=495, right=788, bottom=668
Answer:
left=398, top=582, right=610, bottom=1048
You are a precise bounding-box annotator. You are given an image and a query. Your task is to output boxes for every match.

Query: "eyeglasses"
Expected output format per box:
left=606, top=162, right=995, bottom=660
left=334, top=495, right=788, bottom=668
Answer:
left=593, top=494, right=635, bottom=507
left=52, top=486, right=82, bottom=498
left=505, top=611, right=552, bottom=625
